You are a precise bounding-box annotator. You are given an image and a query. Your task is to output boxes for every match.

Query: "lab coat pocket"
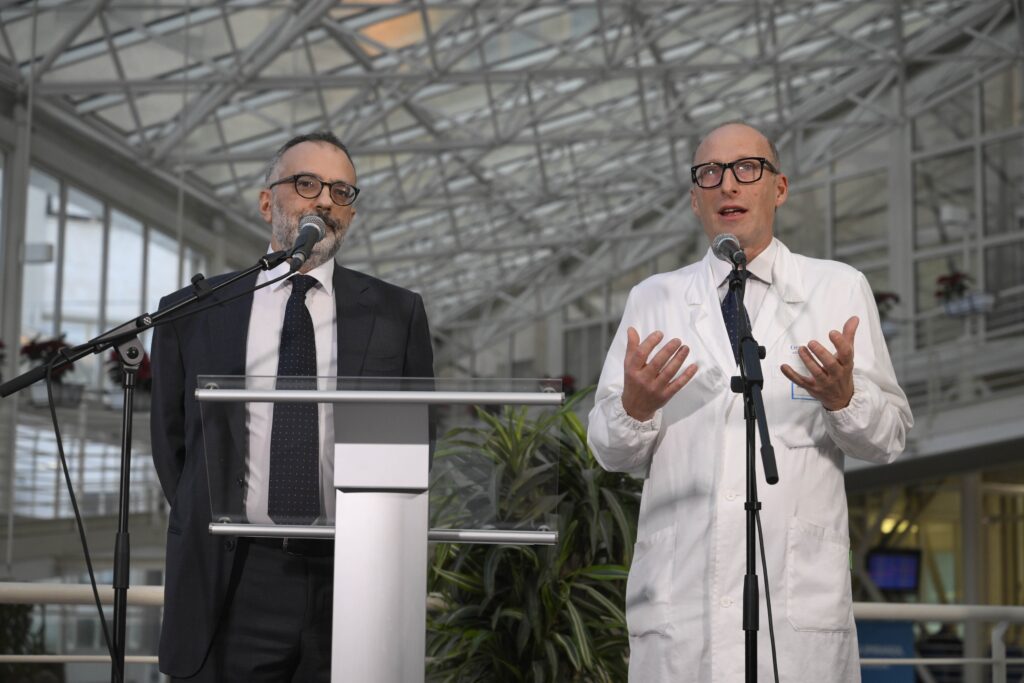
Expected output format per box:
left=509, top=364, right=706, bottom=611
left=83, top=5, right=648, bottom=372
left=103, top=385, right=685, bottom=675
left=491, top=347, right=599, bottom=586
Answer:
left=625, top=526, right=675, bottom=637
left=785, top=517, right=852, bottom=632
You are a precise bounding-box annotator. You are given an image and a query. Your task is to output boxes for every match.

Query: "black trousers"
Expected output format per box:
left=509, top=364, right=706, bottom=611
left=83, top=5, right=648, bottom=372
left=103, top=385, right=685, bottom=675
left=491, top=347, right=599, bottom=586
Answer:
left=174, top=539, right=334, bottom=682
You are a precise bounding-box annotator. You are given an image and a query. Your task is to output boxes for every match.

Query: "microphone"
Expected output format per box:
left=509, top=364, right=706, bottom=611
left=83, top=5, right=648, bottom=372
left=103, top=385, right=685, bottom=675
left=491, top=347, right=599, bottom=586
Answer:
left=712, top=233, right=747, bottom=267
left=288, top=215, right=327, bottom=272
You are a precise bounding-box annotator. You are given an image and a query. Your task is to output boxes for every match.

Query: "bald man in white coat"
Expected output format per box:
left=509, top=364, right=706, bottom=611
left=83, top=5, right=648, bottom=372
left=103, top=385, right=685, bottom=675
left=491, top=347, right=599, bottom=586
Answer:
left=587, top=123, right=913, bottom=682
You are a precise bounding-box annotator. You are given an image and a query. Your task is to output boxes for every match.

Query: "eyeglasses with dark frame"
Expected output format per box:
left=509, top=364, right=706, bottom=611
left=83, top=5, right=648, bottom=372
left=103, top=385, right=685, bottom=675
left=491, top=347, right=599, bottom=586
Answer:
left=268, top=173, right=360, bottom=207
left=690, top=157, right=779, bottom=189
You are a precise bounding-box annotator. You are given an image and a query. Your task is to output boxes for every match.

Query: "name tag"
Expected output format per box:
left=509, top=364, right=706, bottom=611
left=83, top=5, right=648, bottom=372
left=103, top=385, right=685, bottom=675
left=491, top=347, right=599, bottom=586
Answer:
left=788, top=344, right=818, bottom=401
left=791, top=383, right=818, bottom=401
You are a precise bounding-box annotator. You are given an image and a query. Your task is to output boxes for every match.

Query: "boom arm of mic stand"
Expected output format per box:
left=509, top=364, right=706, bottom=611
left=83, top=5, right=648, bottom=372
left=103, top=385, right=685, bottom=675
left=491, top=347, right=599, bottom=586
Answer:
left=0, top=251, right=289, bottom=399
left=0, top=248, right=287, bottom=683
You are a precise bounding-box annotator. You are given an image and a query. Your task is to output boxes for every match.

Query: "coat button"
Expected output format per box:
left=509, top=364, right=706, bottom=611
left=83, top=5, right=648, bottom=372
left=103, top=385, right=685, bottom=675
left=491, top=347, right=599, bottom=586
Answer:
left=236, top=475, right=245, bottom=488
left=725, top=491, right=737, bottom=501
left=224, top=539, right=236, bottom=551
left=721, top=597, right=733, bottom=608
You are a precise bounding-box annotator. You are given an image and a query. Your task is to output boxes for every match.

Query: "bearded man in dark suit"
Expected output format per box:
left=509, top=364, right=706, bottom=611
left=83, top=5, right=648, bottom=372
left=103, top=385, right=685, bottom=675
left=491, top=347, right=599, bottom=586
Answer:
left=150, top=131, right=434, bottom=682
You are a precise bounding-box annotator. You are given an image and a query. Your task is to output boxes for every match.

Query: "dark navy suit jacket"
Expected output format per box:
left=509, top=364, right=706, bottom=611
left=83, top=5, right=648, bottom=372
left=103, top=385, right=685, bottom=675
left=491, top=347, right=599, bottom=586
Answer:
left=149, top=264, right=434, bottom=677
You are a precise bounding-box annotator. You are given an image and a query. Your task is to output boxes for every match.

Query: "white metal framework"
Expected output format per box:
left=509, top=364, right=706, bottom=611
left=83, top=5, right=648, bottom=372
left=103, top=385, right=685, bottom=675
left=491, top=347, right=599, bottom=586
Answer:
left=1, top=0, right=1021, bottom=368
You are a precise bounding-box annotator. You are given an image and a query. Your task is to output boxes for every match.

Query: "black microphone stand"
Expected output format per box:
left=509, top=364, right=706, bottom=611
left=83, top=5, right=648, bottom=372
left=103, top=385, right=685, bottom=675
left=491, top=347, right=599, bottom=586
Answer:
left=0, top=249, right=292, bottom=683
left=726, top=267, right=780, bottom=683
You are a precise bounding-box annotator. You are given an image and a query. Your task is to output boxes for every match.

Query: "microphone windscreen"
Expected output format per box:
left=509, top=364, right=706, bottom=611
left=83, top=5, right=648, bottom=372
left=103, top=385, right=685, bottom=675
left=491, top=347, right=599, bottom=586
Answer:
left=712, top=233, right=745, bottom=265
left=298, top=214, right=327, bottom=241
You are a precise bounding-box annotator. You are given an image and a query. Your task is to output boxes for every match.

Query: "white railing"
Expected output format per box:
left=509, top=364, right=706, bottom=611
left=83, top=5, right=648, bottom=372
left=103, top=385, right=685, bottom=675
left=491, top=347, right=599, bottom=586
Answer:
left=0, top=582, right=162, bottom=666
left=2, top=583, right=1024, bottom=681
left=854, top=602, right=1024, bottom=683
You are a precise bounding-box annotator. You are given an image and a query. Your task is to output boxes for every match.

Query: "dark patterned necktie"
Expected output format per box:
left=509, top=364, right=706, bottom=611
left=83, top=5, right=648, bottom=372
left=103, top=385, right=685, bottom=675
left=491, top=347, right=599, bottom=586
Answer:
left=268, top=275, right=320, bottom=523
left=721, top=277, right=751, bottom=365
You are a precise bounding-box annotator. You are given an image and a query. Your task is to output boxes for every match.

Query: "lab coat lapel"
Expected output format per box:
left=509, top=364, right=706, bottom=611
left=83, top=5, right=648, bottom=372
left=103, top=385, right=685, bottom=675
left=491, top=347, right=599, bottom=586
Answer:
left=753, top=241, right=806, bottom=357
left=684, top=251, right=737, bottom=377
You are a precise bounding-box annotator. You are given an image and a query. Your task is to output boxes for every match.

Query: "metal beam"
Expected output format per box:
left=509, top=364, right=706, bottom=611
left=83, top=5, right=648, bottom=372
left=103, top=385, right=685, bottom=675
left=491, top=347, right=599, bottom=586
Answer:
left=149, top=0, right=337, bottom=161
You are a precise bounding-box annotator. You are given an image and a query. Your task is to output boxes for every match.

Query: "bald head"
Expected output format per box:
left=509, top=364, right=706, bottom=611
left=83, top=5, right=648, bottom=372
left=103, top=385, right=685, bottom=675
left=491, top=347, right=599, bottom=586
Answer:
left=693, top=122, right=780, bottom=168
left=689, top=121, right=789, bottom=263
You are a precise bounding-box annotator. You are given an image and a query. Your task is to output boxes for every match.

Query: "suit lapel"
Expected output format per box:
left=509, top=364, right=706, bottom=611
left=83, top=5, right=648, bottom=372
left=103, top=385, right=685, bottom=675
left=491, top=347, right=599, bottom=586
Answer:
left=207, top=273, right=256, bottom=375
left=333, top=265, right=377, bottom=377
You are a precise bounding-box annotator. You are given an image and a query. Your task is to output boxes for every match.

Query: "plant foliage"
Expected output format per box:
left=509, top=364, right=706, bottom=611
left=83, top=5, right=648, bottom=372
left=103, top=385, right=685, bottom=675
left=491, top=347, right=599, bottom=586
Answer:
left=426, top=393, right=640, bottom=682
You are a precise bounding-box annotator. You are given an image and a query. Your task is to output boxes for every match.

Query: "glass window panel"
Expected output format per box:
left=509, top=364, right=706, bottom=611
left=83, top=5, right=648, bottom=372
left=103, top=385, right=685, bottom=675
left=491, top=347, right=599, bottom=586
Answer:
left=982, top=64, right=1023, bottom=134
left=146, top=229, right=180, bottom=339
left=563, top=321, right=609, bottom=390
left=834, top=171, right=889, bottom=272
left=835, top=171, right=888, bottom=247
left=984, top=240, right=1024, bottom=338
left=104, top=211, right=146, bottom=392
left=861, top=268, right=890, bottom=297
left=775, top=186, right=826, bottom=258
left=982, top=136, right=1023, bottom=237
left=912, top=94, right=974, bottom=150
left=183, top=244, right=208, bottom=281
left=61, top=188, right=105, bottom=388
left=21, top=170, right=61, bottom=345
left=106, top=211, right=145, bottom=325
left=913, top=150, right=975, bottom=249
left=0, top=155, right=4, bottom=268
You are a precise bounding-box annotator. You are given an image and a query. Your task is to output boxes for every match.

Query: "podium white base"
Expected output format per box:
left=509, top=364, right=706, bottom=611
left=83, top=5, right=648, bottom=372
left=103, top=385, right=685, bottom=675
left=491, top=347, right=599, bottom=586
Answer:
left=331, top=489, right=428, bottom=683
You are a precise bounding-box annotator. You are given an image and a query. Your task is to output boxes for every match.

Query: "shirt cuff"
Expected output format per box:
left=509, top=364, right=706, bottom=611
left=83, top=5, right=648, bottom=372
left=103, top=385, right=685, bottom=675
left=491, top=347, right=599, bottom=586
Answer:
left=822, top=382, right=867, bottom=427
left=614, top=396, right=662, bottom=432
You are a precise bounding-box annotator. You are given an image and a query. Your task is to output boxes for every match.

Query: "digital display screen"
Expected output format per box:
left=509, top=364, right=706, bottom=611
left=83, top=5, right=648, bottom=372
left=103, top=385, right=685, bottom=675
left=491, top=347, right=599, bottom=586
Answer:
left=866, top=549, right=921, bottom=592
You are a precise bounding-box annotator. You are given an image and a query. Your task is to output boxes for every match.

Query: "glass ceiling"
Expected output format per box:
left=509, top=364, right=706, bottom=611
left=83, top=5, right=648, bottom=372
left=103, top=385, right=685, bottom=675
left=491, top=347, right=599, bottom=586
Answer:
left=1, top=0, right=1021, bottom=366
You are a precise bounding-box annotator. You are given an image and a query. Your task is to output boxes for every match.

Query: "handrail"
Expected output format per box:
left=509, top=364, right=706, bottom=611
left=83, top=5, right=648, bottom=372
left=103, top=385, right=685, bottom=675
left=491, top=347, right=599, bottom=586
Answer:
left=853, top=602, right=1024, bottom=622
left=0, top=582, right=163, bottom=606
left=852, top=601, right=1024, bottom=683
left=205, top=523, right=559, bottom=545
left=2, top=590, right=1023, bottom=680
left=194, top=388, right=565, bottom=405
left=1, top=584, right=1020, bottom=620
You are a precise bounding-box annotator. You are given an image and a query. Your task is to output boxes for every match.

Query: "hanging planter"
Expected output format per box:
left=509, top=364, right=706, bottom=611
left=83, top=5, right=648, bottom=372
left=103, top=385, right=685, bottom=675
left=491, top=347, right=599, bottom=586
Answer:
left=20, top=334, right=84, bottom=408
left=934, top=271, right=994, bottom=317
left=873, top=291, right=901, bottom=340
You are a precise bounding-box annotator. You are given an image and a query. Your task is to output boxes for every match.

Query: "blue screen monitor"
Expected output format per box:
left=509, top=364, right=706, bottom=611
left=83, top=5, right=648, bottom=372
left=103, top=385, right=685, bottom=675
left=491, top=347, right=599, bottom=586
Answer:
left=866, top=548, right=921, bottom=593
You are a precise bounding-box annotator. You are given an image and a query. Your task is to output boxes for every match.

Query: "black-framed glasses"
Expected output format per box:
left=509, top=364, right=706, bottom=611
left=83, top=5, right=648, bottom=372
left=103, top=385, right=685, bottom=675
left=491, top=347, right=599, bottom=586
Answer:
left=690, top=157, right=779, bottom=189
left=268, top=174, right=360, bottom=206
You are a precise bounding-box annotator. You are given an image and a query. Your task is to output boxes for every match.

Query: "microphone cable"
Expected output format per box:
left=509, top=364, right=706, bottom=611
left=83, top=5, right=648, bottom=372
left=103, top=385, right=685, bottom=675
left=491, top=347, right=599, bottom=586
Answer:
left=757, top=510, right=781, bottom=683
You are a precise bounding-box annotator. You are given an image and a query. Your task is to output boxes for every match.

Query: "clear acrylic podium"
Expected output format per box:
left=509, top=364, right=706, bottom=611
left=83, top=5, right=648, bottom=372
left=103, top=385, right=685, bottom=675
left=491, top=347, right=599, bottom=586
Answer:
left=196, top=376, right=564, bottom=682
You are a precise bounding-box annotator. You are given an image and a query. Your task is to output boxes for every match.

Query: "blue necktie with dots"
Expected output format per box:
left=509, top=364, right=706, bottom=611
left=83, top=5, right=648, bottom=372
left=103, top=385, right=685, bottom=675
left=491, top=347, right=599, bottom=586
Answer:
left=722, top=277, right=751, bottom=365
left=268, top=274, right=321, bottom=524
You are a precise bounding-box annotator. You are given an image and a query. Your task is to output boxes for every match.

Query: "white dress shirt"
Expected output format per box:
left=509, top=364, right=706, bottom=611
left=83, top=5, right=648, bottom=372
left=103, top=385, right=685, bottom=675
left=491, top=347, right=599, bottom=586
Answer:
left=245, top=256, right=338, bottom=524
left=708, top=236, right=779, bottom=324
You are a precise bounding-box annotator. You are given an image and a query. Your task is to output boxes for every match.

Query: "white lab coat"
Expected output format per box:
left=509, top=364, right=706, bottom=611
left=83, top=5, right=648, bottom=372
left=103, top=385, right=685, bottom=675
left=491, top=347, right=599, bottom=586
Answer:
left=587, top=240, right=913, bottom=682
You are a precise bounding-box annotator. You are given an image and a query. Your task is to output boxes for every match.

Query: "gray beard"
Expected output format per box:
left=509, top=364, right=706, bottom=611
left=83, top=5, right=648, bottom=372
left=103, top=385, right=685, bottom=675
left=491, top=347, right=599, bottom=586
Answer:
left=271, top=206, right=346, bottom=270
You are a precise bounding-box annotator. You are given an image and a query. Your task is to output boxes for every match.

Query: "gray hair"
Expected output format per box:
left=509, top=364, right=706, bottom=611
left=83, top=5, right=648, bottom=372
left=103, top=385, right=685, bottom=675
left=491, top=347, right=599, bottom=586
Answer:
left=264, top=131, right=355, bottom=184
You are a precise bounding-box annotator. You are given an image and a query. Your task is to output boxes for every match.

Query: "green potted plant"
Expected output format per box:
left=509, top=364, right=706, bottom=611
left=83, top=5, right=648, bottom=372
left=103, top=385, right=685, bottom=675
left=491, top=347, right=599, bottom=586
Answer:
left=426, top=392, right=639, bottom=681
left=0, top=604, right=64, bottom=682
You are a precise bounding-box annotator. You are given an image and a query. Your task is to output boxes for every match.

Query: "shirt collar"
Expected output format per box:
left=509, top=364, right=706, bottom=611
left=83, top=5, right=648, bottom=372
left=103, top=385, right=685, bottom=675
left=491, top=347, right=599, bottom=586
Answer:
left=261, top=246, right=335, bottom=297
left=711, top=237, right=779, bottom=288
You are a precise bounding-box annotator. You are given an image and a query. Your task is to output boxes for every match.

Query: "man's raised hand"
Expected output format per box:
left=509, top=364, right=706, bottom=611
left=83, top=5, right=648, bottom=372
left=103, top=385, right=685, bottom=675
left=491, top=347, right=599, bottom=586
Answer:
left=780, top=316, right=858, bottom=411
left=621, top=327, right=698, bottom=421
